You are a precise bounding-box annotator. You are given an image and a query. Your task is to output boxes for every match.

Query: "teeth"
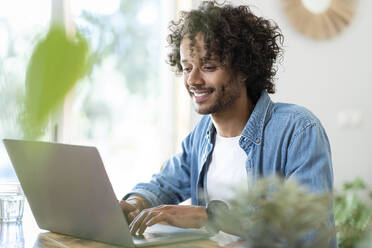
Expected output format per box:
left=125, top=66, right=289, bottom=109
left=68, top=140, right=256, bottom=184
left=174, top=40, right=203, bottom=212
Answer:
left=194, top=92, right=208, bottom=97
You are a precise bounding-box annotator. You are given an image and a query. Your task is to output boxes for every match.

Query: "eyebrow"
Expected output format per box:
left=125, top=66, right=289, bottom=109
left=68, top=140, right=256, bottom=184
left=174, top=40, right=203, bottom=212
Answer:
left=200, top=56, right=216, bottom=63
left=181, top=56, right=217, bottom=64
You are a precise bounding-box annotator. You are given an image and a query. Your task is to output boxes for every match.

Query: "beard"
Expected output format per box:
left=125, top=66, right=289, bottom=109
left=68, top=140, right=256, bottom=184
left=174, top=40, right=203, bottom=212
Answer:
left=192, top=80, right=243, bottom=115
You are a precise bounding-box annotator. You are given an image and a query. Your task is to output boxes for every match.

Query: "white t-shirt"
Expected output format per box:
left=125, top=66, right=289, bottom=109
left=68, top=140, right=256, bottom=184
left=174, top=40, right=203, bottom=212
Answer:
left=206, top=133, right=248, bottom=202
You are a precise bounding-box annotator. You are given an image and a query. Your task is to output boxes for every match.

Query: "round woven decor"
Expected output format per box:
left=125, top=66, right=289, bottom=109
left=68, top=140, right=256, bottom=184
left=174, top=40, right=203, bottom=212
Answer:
left=282, top=0, right=358, bottom=40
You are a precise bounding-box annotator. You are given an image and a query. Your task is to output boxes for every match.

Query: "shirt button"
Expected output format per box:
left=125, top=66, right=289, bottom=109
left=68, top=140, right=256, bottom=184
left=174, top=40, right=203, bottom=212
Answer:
left=255, top=139, right=260, bottom=144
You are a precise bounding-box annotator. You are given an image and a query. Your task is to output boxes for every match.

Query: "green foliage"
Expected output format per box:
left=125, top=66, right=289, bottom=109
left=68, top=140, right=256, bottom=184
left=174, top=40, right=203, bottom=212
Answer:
left=335, top=178, right=372, bottom=248
left=20, top=25, right=89, bottom=139
left=343, top=178, right=367, bottom=191
left=221, top=177, right=334, bottom=248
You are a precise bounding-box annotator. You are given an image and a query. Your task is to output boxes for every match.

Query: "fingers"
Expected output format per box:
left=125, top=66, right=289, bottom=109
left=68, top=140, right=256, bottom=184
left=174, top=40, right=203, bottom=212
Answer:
left=130, top=210, right=141, bottom=221
left=145, top=212, right=166, bottom=227
left=137, top=212, right=158, bottom=235
left=120, top=200, right=140, bottom=223
left=139, top=212, right=168, bottom=234
left=128, top=204, right=209, bottom=235
left=129, top=208, right=168, bottom=235
left=129, top=209, right=152, bottom=235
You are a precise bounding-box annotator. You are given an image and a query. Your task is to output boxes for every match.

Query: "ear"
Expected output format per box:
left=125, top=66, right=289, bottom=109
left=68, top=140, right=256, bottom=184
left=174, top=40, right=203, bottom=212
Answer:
left=237, top=73, right=247, bottom=83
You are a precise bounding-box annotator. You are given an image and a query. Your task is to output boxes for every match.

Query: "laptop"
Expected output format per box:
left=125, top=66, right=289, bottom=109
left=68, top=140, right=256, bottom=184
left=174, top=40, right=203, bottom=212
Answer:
left=3, top=139, right=211, bottom=247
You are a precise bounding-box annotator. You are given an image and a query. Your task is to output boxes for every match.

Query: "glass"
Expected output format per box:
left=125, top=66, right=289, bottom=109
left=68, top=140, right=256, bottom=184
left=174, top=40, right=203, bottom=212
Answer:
left=0, top=222, right=24, bottom=248
left=0, top=183, right=24, bottom=223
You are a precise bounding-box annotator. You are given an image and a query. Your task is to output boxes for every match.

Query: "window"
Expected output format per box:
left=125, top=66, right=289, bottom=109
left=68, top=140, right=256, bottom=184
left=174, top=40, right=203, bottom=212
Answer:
left=0, top=0, right=192, bottom=199
left=0, top=0, right=51, bottom=181
left=68, top=0, right=175, bottom=197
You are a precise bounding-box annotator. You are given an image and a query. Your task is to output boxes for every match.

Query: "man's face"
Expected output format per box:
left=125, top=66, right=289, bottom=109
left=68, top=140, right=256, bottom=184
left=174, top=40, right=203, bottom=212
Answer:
left=180, top=33, right=245, bottom=115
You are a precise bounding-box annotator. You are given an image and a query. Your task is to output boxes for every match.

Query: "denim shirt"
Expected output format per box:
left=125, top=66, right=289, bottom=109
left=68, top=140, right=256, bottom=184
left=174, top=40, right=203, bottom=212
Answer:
left=126, top=91, right=334, bottom=207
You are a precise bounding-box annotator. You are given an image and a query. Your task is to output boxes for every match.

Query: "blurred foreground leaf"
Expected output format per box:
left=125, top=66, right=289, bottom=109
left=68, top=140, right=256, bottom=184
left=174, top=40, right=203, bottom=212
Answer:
left=21, top=25, right=89, bottom=139
left=221, top=177, right=334, bottom=248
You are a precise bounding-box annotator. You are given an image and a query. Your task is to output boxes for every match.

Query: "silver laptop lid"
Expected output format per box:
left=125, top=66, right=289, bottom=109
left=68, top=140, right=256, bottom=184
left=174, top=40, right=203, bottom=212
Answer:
left=3, top=139, right=135, bottom=247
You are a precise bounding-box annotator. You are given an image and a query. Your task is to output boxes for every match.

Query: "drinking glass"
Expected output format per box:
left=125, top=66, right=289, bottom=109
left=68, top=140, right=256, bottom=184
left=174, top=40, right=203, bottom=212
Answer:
left=0, top=183, right=25, bottom=223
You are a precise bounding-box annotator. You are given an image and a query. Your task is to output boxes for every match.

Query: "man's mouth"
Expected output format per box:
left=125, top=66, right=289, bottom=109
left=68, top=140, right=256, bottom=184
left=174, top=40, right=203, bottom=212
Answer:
left=189, top=88, right=214, bottom=103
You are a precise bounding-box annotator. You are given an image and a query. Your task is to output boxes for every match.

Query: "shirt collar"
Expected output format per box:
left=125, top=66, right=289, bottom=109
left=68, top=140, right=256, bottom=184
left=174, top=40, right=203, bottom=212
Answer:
left=241, top=91, right=273, bottom=145
left=205, top=91, right=273, bottom=145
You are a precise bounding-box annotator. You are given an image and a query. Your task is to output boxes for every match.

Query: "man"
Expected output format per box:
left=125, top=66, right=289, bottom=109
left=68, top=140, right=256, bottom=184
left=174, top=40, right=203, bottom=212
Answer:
left=120, top=1, right=336, bottom=246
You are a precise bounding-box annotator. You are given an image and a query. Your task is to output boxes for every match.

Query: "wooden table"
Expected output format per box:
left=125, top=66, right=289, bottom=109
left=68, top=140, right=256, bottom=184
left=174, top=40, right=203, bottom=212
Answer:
left=0, top=202, right=241, bottom=248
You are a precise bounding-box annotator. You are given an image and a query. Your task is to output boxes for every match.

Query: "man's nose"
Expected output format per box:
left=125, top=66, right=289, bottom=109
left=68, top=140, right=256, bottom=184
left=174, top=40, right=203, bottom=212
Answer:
left=187, top=68, right=203, bottom=87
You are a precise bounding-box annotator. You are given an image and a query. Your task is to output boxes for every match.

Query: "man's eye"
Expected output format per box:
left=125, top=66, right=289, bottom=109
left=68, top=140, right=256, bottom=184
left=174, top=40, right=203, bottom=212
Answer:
left=203, top=66, right=217, bottom=71
left=183, top=67, right=192, bottom=73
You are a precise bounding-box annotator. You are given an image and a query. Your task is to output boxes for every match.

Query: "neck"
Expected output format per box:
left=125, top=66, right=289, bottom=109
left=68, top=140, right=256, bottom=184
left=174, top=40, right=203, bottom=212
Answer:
left=211, top=93, right=254, bottom=138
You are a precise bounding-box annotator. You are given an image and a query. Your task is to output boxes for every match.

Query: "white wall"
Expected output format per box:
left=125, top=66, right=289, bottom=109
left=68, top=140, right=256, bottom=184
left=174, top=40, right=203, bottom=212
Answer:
left=192, top=0, right=372, bottom=188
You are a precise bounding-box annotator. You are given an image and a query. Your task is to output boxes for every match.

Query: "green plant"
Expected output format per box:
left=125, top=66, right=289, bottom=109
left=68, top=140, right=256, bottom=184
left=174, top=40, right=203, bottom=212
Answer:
left=335, top=178, right=372, bottom=248
left=221, top=177, right=334, bottom=248
left=21, top=25, right=89, bottom=139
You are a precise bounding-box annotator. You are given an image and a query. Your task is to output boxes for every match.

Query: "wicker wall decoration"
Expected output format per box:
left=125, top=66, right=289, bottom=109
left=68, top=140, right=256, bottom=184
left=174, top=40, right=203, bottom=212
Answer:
left=283, top=0, right=359, bottom=40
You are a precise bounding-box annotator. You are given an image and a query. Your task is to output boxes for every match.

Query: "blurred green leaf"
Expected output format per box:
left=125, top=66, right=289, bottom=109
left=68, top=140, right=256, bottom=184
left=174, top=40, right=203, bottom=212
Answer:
left=221, top=177, right=334, bottom=248
left=343, top=178, right=366, bottom=191
left=335, top=178, right=372, bottom=248
left=20, top=25, right=89, bottom=139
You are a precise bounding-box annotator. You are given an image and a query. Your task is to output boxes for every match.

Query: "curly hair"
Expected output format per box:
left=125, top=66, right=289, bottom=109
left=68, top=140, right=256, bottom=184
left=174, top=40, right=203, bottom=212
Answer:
left=167, top=1, right=284, bottom=104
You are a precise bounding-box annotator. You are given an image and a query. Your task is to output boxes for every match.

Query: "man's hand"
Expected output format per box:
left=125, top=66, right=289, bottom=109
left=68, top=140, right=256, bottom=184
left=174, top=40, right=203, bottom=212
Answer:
left=120, top=195, right=150, bottom=223
left=129, top=205, right=207, bottom=235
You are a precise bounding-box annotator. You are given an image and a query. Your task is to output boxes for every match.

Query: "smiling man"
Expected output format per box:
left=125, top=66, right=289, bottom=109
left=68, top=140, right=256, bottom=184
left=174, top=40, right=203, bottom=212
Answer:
left=120, top=1, right=336, bottom=247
